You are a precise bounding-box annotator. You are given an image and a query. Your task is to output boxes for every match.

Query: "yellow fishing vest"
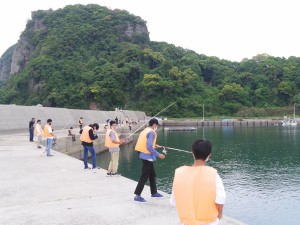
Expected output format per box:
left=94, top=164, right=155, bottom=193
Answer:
left=173, top=166, right=218, bottom=225
left=104, top=129, right=120, bottom=147
left=135, top=127, right=157, bottom=154
left=43, top=124, right=53, bottom=138
left=34, top=124, right=43, bottom=135
left=80, top=126, right=92, bottom=143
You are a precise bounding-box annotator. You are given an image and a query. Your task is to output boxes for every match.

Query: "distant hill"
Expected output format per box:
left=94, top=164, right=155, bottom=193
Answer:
left=0, top=4, right=300, bottom=117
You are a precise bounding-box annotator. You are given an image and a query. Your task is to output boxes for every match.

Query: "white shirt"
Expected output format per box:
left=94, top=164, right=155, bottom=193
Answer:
left=35, top=124, right=42, bottom=136
left=170, top=173, right=226, bottom=225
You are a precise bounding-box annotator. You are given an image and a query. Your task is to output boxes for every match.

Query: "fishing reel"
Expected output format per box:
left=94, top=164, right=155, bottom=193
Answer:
left=162, top=146, right=167, bottom=155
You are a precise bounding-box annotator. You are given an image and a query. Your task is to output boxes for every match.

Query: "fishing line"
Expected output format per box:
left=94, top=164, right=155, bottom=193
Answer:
left=125, top=101, right=177, bottom=141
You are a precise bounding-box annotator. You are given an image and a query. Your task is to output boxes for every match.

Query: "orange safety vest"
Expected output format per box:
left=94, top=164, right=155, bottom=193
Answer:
left=43, top=124, right=53, bottom=138
left=135, top=127, right=157, bottom=154
left=80, top=126, right=93, bottom=143
left=104, top=129, right=120, bottom=147
left=173, top=166, right=218, bottom=225
left=34, top=124, right=43, bottom=135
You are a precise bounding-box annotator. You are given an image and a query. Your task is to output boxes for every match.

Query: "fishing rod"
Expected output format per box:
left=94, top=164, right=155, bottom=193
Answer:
left=125, top=101, right=177, bottom=140
left=162, top=146, right=192, bottom=154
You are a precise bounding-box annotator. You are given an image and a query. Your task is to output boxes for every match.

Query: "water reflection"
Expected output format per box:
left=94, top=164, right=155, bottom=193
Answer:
left=96, top=126, right=300, bottom=225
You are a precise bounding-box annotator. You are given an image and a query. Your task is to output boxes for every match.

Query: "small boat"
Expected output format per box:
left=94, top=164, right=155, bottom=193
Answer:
left=281, top=104, right=297, bottom=126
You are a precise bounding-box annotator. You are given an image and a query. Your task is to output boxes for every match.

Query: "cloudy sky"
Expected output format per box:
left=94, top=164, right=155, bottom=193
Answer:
left=1, top=0, right=299, bottom=61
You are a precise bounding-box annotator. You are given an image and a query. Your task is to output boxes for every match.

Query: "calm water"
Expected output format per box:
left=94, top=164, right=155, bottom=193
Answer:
left=95, top=126, right=300, bottom=225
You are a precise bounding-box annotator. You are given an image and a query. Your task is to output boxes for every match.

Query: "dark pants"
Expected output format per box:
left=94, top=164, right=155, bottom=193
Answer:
left=134, top=159, right=157, bottom=196
left=83, top=145, right=97, bottom=169
left=29, top=128, right=34, bottom=142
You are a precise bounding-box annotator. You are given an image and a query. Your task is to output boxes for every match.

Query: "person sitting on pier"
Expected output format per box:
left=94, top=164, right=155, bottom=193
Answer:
left=68, top=127, right=76, bottom=141
left=170, top=139, right=226, bottom=225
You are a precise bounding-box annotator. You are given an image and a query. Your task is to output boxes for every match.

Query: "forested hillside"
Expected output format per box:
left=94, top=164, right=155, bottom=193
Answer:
left=0, top=4, right=299, bottom=117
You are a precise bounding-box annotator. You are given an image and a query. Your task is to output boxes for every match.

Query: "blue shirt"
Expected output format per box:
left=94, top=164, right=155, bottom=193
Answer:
left=139, top=131, right=160, bottom=161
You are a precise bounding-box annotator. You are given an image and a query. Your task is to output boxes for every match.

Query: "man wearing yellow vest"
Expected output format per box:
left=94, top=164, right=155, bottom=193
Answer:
left=34, top=119, right=43, bottom=149
left=104, top=120, right=125, bottom=176
left=170, top=139, right=226, bottom=225
left=43, top=119, right=57, bottom=157
left=80, top=123, right=100, bottom=170
left=133, top=118, right=165, bottom=203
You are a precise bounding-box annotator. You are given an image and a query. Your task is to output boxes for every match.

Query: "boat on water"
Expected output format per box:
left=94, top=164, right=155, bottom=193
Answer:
left=281, top=104, right=298, bottom=126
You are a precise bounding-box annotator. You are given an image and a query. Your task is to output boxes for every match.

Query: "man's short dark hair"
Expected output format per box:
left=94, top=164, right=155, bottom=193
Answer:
left=37, top=120, right=41, bottom=123
left=192, top=139, right=212, bottom=160
left=47, top=119, right=52, bottom=123
left=92, top=123, right=99, bottom=130
left=110, top=121, right=116, bottom=126
left=149, top=118, right=159, bottom=126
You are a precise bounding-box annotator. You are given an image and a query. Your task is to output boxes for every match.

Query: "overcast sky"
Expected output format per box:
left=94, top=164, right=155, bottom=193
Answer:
left=1, top=0, right=300, bottom=62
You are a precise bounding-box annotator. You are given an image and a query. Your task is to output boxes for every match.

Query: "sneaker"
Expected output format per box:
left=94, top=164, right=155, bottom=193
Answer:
left=111, top=173, right=121, bottom=176
left=151, top=193, right=164, bottom=198
left=92, top=167, right=101, bottom=170
left=46, top=154, right=54, bottom=157
left=106, top=172, right=112, bottom=177
left=84, top=167, right=91, bottom=170
left=37, top=146, right=42, bottom=149
left=134, top=196, right=147, bottom=203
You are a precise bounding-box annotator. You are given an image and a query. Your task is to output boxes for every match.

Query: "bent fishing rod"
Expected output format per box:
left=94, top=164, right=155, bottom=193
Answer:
left=125, top=101, right=177, bottom=140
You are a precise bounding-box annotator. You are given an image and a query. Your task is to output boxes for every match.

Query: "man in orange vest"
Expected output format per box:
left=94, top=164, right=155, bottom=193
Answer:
left=80, top=123, right=100, bottom=170
left=43, top=119, right=57, bottom=157
left=104, top=120, right=125, bottom=176
left=170, top=139, right=226, bottom=225
left=133, top=118, right=165, bottom=203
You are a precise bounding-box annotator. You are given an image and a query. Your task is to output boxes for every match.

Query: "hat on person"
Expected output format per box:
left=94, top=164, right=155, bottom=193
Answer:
left=149, top=118, right=160, bottom=126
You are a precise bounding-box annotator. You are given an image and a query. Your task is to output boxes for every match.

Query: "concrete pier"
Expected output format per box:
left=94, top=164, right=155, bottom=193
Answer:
left=0, top=130, right=248, bottom=225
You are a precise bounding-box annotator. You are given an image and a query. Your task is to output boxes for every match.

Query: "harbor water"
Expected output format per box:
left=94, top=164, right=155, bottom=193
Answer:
left=96, top=126, right=300, bottom=225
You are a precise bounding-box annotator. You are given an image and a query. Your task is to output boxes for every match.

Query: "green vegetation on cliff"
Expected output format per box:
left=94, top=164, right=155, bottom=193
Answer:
left=0, top=4, right=300, bottom=117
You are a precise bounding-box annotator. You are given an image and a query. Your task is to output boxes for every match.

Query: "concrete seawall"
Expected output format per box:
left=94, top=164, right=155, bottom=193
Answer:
left=0, top=104, right=146, bottom=131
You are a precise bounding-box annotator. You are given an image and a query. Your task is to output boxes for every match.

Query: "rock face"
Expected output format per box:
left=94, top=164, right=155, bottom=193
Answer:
left=10, top=36, right=32, bottom=75
left=125, top=22, right=148, bottom=38
left=0, top=56, right=11, bottom=81
left=0, top=45, right=16, bottom=81
left=10, top=17, right=45, bottom=77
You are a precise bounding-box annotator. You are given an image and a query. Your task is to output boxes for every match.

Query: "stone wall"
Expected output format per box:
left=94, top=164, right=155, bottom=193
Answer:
left=0, top=104, right=146, bottom=131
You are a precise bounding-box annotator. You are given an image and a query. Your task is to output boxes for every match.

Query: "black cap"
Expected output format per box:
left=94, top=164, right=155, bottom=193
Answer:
left=149, top=118, right=160, bottom=126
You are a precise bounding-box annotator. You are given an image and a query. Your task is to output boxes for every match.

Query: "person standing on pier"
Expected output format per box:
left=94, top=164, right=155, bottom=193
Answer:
left=43, top=119, right=57, bottom=157
left=34, top=119, right=43, bottom=148
left=29, top=118, right=35, bottom=142
left=133, top=118, right=165, bottom=203
left=105, top=121, right=125, bottom=176
left=80, top=123, right=100, bottom=170
left=78, top=117, right=84, bottom=132
left=170, top=139, right=226, bottom=225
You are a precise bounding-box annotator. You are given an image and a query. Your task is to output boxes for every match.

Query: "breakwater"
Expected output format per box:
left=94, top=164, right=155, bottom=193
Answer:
left=162, top=119, right=286, bottom=126
left=0, top=104, right=146, bottom=131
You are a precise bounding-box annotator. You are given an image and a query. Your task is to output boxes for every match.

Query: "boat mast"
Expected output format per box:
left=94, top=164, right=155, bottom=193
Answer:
left=202, top=104, right=205, bottom=121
